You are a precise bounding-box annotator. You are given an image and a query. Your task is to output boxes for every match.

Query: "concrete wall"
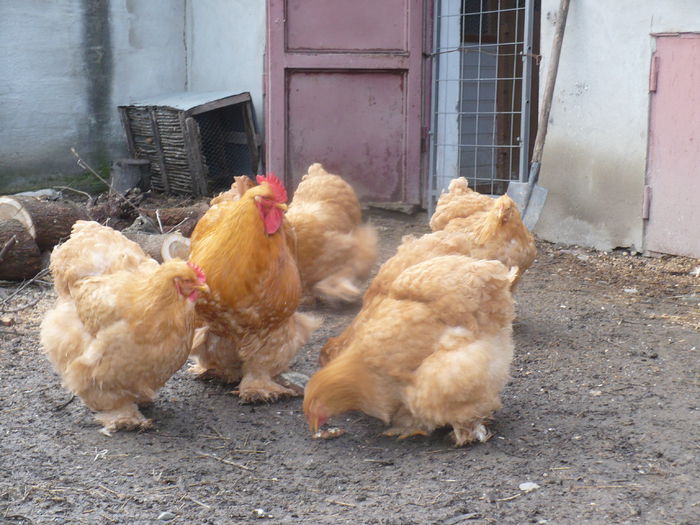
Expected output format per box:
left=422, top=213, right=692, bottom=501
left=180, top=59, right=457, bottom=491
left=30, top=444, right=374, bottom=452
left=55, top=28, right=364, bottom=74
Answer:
left=186, top=0, right=266, bottom=133
left=0, top=1, right=187, bottom=191
left=0, top=0, right=266, bottom=193
left=535, top=0, right=700, bottom=251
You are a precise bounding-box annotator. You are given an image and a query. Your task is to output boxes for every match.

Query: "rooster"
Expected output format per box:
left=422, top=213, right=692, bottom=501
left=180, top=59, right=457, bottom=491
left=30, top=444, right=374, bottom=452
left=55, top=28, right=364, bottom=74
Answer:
left=40, top=221, right=208, bottom=433
left=286, top=163, right=378, bottom=304
left=304, top=254, right=517, bottom=446
left=188, top=174, right=320, bottom=402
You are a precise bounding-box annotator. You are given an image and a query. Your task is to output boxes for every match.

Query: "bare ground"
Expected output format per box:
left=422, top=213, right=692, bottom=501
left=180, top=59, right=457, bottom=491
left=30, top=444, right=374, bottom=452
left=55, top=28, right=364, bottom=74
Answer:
left=1, top=207, right=699, bottom=525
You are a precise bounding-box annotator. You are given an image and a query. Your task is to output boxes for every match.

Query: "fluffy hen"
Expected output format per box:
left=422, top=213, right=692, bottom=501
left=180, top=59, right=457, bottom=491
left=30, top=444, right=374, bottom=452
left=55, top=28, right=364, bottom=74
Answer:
left=430, top=177, right=536, bottom=289
left=286, top=163, right=378, bottom=304
left=304, top=254, right=516, bottom=446
left=41, top=221, right=208, bottom=433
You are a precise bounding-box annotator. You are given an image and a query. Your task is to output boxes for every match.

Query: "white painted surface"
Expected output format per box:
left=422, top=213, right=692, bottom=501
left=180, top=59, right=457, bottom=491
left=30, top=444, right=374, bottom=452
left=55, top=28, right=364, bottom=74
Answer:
left=535, top=0, right=700, bottom=251
left=0, top=0, right=264, bottom=190
left=433, top=0, right=462, bottom=197
left=186, top=0, right=266, bottom=133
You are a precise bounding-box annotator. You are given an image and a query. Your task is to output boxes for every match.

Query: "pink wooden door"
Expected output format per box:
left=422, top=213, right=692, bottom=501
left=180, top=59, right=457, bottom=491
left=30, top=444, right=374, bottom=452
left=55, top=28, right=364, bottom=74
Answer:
left=645, top=34, right=700, bottom=257
left=265, top=0, right=428, bottom=204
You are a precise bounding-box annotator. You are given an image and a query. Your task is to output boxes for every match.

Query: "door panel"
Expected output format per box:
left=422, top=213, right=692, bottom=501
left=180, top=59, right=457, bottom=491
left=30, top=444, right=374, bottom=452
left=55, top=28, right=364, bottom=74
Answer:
left=266, top=0, right=426, bottom=204
left=286, top=0, right=407, bottom=52
left=645, top=34, right=700, bottom=257
left=288, top=71, right=406, bottom=199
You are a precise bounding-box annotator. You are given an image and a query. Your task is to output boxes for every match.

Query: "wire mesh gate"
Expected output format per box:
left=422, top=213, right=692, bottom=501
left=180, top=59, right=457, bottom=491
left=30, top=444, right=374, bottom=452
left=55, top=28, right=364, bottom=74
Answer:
left=427, top=0, right=537, bottom=213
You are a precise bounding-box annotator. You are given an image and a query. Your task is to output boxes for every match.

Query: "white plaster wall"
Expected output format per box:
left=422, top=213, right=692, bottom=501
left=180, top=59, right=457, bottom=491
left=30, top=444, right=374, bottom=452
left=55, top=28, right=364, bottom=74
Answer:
left=0, top=3, right=87, bottom=180
left=535, top=0, right=700, bottom=251
left=185, top=0, right=266, bottom=133
left=0, top=1, right=187, bottom=189
left=111, top=0, right=188, bottom=118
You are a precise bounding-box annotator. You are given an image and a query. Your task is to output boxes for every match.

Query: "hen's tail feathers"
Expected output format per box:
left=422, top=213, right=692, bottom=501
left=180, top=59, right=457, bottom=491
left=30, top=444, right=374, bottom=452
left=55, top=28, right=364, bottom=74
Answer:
left=306, top=163, right=329, bottom=178
left=404, top=328, right=513, bottom=439
left=351, top=224, right=379, bottom=281
left=313, top=276, right=361, bottom=304
left=447, top=177, right=471, bottom=195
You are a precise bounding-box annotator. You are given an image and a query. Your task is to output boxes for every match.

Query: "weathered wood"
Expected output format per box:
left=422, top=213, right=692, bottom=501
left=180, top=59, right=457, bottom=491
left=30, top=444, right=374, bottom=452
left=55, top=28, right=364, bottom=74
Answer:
left=183, top=116, right=209, bottom=197
left=121, top=231, right=190, bottom=263
left=149, top=107, right=170, bottom=193
left=139, top=202, right=209, bottom=237
left=0, top=196, right=94, bottom=250
left=0, top=219, right=41, bottom=281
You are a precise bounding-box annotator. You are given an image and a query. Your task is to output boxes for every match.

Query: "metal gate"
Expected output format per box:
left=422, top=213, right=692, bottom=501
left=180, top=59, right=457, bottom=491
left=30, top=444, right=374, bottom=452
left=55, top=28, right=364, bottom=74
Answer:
left=427, top=0, right=537, bottom=212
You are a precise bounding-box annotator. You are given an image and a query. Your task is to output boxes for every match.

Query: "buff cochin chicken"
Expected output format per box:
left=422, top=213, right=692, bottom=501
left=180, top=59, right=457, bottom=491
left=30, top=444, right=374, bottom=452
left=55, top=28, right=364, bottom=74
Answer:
left=430, top=178, right=536, bottom=290
left=304, top=254, right=517, bottom=446
left=40, top=221, right=208, bottom=434
left=188, top=174, right=320, bottom=402
left=285, top=163, right=378, bottom=304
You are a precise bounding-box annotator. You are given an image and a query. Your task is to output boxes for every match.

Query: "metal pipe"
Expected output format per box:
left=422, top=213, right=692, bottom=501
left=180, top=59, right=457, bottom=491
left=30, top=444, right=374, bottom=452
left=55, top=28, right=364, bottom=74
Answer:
left=426, top=0, right=442, bottom=217
left=518, top=0, right=535, bottom=183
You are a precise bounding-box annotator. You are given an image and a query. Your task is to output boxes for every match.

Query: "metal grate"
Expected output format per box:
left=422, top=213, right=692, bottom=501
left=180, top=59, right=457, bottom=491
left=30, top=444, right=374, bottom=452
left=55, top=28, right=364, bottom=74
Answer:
left=428, top=0, right=537, bottom=212
left=194, top=104, right=258, bottom=195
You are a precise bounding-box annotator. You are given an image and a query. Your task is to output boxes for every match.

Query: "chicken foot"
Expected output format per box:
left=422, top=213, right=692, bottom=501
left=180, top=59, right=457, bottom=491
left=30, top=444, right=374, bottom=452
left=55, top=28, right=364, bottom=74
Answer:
left=450, top=421, right=492, bottom=446
left=94, top=403, right=153, bottom=435
left=382, top=427, right=430, bottom=440
left=235, top=372, right=300, bottom=403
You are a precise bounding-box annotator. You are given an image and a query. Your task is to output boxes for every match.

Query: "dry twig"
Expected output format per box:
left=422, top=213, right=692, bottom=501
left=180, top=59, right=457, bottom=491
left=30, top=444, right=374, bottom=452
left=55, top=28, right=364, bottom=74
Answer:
left=194, top=451, right=254, bottom=471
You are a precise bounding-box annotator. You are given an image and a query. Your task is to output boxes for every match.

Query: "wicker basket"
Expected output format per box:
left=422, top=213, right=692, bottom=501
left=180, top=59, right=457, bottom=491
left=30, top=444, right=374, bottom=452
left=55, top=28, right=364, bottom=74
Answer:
left=119, top=91, right=260, bottom=196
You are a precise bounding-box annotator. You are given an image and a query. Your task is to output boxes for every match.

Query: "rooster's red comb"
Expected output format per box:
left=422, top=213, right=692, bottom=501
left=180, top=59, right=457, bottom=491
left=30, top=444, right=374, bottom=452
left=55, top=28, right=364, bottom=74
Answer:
left=187, top=261, right=206, bottom=283
left=256, top=173, right=288, bottom=204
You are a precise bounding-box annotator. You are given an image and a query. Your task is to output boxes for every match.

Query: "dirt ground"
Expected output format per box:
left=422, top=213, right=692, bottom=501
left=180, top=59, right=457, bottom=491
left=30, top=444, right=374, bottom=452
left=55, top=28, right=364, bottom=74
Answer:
left=1, top=205, right=698, bottom=525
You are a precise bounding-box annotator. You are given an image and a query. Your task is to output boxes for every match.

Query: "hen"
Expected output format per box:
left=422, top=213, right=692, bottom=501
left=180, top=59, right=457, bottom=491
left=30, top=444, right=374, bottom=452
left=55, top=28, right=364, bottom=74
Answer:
left=304, top=254, right=517, bottom=446
left=430, top=178, right=536, bottom=289
left=320, top=218, right=527, bottom=366
left=40, top=221, right=208, bottom=433
left=429, top=177, right=493, bottom=232
left=188, top=174, right=320, bottom=402
left=286, top=163, right=378, bottom=304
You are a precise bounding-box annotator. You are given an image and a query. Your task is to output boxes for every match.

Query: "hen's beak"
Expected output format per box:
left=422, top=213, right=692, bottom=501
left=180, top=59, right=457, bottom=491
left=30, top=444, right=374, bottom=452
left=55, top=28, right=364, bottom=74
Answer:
left=196, top=283, right=210, bottom=294
left=276, top=203, right=288, bottom=212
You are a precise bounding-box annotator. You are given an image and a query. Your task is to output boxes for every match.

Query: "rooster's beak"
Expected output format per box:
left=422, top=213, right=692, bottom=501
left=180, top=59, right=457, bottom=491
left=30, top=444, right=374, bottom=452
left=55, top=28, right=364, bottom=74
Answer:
left=276, top=203, right=288, bottom=212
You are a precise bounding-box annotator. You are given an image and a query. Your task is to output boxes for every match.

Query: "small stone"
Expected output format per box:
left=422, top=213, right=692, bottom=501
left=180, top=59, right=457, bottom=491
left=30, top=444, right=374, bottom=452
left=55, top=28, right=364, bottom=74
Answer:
left=157, top=511, right=176, bottom=521
left=519, top=482, right=540, bottom=492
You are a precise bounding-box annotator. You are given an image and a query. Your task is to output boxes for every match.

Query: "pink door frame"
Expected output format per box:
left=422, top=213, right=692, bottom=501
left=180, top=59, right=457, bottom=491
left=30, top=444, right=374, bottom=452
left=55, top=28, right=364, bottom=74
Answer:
left=265, top=0, right=429, bottom=204
left=645, top=33, right=700, bottom=257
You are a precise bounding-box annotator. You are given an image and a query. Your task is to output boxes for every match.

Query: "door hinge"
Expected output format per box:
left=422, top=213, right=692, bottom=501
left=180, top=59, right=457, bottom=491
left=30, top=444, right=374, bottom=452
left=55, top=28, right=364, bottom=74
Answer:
left=642, top=185, right=652, bottom=219
left=649, top=54, right=660, bottom=92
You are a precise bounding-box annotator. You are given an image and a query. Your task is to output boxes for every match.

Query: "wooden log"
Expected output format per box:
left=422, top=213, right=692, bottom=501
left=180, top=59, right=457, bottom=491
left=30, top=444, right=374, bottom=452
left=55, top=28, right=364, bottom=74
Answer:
left=121, top=231, right=190, bottom=263
left=0, top=219, right=42, bottom=281
left=0, top=196, right=94, bottom=250
left=140, top=202, right=209, bottom=237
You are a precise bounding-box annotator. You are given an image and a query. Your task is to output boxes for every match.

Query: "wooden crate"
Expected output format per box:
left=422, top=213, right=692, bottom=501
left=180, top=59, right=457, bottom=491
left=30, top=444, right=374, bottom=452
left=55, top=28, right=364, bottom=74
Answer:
left=119, top=91, right=260, bottom=196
